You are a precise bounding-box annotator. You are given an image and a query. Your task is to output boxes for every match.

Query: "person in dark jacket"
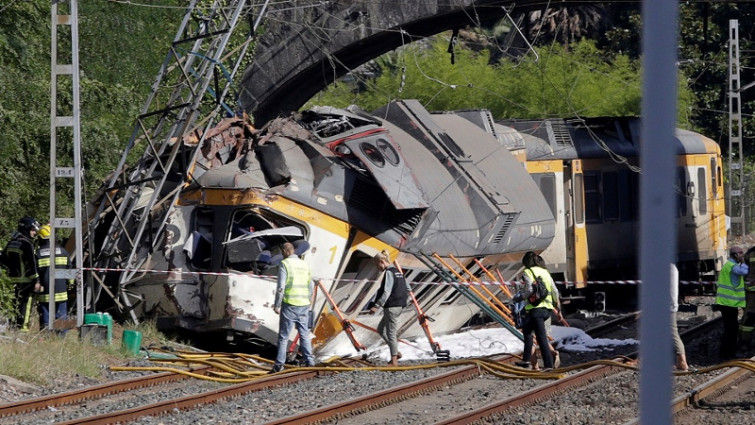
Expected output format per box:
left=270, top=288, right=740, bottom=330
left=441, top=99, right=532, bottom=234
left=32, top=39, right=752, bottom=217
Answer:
left=35, top=224, right=72, bottom=335
left=369, top=250, right=411, bottom=367
left=1, top=217, right=41, bottom=332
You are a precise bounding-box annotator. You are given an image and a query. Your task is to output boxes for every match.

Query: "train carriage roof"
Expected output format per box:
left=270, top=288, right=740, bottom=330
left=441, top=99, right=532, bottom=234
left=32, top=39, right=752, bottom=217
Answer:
left=194, top=100, right=556, bottom=258
left=497, top=117, right=719, bottom=161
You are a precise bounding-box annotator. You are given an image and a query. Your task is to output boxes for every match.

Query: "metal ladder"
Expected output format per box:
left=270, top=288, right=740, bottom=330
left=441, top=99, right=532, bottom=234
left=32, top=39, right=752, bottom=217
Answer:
left=85, top=0, right=270, bottom=320
left=418, top=253, right=523, bottom=341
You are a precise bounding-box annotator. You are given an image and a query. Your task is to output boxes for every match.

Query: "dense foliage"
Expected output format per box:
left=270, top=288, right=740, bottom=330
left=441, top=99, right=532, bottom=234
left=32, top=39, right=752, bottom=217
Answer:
left=307, top=38, right=693, bottom=124
left=0, top=0, right=184, bottom=242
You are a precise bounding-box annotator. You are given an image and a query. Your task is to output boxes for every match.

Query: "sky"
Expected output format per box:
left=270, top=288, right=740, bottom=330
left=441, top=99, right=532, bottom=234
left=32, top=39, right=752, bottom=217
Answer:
left=353, top=325, right=640, bottom=362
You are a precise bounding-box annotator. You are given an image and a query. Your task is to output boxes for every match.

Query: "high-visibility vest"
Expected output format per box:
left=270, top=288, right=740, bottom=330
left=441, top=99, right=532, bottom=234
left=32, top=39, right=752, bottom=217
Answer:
left=281, top=257, right=312, bottom=306
left=716, top=260, right=746, bottom=308
left=523, top=266, right=556, bottom=311
left=35, top=245, right=71, bottom=302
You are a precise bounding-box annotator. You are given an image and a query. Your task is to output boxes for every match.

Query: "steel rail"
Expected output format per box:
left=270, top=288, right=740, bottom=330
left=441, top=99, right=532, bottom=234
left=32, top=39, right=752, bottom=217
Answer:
left=670, top=360, right=754, bottom=416
left=435, top=360, right=629, bottom=425
left=434, top=315, right=723, bottom=424
left=0, top=367, right=210, bottom=418
left=620, top=358, right=754, bottom=425
left=57, top=371, right=319, bottom=425
left=264, top=356, right=518, bottom=425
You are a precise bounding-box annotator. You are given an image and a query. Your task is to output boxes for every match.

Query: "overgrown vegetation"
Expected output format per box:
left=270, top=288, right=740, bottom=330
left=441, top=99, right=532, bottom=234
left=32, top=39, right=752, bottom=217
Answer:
left=0, top=320, right=171, bottom=385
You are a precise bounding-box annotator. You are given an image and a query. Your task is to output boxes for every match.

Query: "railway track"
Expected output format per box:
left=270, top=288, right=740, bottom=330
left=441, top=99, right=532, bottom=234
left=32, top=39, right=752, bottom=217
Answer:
left=2, top=313, right=750, bottom=425
left=0, top=354, right=348, bottom=425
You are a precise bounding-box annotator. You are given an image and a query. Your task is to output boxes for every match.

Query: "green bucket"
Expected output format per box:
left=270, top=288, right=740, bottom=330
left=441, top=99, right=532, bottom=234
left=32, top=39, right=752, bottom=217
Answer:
left=101, top=313, right=113, bottom=344
left=83, top=313, right=113, bottom=344
left=83, top=313, right=102, bottom=325
left=121, top=330, right=142, bottom=356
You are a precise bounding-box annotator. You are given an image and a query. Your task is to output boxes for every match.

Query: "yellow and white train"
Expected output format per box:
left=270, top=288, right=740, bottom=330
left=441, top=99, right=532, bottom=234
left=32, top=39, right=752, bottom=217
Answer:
left=500, top=117, right=727, bottom=293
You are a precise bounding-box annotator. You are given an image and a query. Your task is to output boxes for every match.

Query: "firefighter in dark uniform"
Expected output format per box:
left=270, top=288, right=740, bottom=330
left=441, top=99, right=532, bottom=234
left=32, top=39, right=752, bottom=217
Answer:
left=35, top=224, right=72, bottom=334
left=1, top=217, right=41, bottom=332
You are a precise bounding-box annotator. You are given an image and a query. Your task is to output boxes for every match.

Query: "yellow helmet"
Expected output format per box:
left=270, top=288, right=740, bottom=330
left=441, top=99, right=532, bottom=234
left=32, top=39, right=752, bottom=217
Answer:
left=38, top=224, right=51, bottom=240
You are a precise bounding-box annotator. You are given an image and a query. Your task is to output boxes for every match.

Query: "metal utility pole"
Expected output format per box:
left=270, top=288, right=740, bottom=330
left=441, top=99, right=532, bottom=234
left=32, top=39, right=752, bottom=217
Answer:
left=729, top=19, right=746, bottom=237
left=50, top=0, right=85, bottom=327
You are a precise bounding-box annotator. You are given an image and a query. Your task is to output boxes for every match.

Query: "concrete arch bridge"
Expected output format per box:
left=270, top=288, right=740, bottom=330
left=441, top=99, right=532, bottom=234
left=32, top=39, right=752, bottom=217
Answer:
left=240, top=0, right=592, bottom=126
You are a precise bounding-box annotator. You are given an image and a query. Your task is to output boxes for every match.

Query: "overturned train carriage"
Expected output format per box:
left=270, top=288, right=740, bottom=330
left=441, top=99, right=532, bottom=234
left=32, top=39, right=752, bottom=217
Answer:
left=93, top=100, right=555, bottom=355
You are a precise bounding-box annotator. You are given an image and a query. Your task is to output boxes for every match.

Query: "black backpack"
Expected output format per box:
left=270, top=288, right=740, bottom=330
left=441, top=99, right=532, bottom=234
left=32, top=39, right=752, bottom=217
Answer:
left=526, top=268, right=549, bottom=306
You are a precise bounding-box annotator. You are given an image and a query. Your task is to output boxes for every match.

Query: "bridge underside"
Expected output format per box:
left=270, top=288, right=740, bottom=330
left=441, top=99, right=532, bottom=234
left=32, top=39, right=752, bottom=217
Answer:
left=239, top=0, right=542, bottom=126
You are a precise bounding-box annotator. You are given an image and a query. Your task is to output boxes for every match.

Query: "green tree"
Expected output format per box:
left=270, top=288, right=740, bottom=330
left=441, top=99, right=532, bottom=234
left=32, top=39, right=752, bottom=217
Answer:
left=0, top=0, right=183, bottom=242
left=307, top=36, right=693, bottom=126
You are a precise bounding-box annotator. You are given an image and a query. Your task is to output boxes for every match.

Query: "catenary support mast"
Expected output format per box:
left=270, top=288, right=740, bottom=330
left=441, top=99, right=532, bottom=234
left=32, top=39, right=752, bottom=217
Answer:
left=729, top=19, right=746, bottom=237
left=50, top=0, right=85, bottom=327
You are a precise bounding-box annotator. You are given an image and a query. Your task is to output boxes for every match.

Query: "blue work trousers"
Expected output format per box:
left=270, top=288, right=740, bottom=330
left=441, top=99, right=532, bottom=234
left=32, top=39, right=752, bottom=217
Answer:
left=38, top=301, right=68, bottom=335
left=275, top=303, right=315, bottom=367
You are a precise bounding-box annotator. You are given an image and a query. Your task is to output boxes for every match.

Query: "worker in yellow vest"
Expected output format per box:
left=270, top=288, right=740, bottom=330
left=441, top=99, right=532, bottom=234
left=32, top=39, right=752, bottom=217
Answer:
left=515, top=251, right=558, bottom=369
left=716, top=246, right=749, bottom=360
left=270, top=241, right=320, bottom=373
left=35, top=224, right=73, bottom=335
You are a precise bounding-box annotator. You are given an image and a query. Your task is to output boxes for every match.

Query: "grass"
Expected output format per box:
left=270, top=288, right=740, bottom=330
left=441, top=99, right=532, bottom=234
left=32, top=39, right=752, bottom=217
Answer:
left=0, top=317, right=178, bottom=387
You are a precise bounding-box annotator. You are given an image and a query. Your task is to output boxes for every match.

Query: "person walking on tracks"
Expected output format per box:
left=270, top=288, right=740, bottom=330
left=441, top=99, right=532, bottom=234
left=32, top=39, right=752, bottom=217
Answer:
left=670, top=263, right=689, bottom=371
left=271, top=242, right=318, bottom=373
left=716, top=246, right=749, bottom=361
left=35, top=224, right=72, bottom=335
left=515, top=251, right=557, bottom=369
left=528, top=254, right=562, bottom=370
left=369, top=250, right=411, bottom=367
left=1, top=217, right=41, bottom=332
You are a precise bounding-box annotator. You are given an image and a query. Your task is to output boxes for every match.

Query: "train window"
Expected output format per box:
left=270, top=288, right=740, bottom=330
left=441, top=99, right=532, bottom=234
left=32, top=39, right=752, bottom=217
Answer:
left=359, top=142, right=385, bottom=168
left=711, top=158, right=718, bottom=197
left=574, top=173, right=584, bottom=224
left=584, top=172, right=601, bottom=223
left=413, top=283, right=436, bottom=304
left=602, top=171, right=619, bottom=221
left=224, top=209, right=305, bottom=274
left=676, top=167, right=688, bottom=217
left=339, top=251, right=378, bottom=314
left=186, top=208, right=214, bottom=271
left=440, top=285, right=463, bottom=305
left=412, top=270, right=434, bottom=285
left=376, top=138, right=400, bottom=166
left=535, top=173, right=557, bottom=220
left=698, top=168, right=707, bottom=214
left=618, top=170, right=632, bottom=222
left=717, top=163, right=723, bottom=195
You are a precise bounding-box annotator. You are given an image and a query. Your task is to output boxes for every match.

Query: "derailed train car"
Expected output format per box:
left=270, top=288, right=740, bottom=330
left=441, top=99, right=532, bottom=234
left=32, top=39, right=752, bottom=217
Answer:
left=90, top=100, right=555, bottom=355
left=496, top=117, right=726, bottom=294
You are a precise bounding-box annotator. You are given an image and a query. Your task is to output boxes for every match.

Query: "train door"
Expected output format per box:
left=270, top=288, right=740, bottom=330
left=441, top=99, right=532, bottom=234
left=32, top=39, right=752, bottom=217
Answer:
left=311, top=233, right=393, bottom=350
left=565, top=160, right=588, bottom=287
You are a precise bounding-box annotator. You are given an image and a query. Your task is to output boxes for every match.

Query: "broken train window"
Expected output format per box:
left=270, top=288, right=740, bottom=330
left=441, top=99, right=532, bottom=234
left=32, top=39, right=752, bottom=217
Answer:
left=184, top=208, right=214, bottom=271
left=223, top=208, right=307, bottom=276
